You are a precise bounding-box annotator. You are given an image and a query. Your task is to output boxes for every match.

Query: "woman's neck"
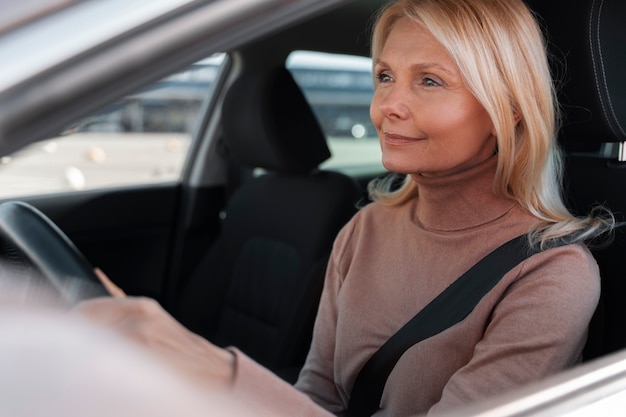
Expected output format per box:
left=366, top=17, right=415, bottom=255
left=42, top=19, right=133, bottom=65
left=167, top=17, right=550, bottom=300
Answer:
left=410, top=155, right=517, bottom=232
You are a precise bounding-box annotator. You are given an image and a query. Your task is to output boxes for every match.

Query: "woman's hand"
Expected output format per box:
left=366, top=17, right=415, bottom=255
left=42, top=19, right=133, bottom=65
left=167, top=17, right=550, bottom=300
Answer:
left=75, top=271, right=235, bottom=390
left=94, top=268, right=126, bottom=298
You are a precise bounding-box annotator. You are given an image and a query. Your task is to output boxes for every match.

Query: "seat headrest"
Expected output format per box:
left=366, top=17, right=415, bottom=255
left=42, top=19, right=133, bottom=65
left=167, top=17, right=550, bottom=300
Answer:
left=528, top=0, right=626, bottom=147
left=221, top=66, right=331, bottom=174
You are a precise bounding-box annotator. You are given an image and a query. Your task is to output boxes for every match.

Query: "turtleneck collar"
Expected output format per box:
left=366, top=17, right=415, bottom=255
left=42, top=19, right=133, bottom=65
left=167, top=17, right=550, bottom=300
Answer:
left=409, top=154, right=517, bottom=232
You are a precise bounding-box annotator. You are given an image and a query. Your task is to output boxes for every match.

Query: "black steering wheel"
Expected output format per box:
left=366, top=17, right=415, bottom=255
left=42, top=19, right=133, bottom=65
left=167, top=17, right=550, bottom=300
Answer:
left=0, top=201, right=109, bottom=306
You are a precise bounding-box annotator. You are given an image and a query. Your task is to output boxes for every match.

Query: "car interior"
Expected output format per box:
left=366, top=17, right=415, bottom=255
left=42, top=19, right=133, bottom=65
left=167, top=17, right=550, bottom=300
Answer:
left=174, top=66, right=362, bottom=381
left=0, top=0, right=625, bottom=399
left=173, top=0, right=626, bottom=378
left=525, top=0, right=626, bottom=361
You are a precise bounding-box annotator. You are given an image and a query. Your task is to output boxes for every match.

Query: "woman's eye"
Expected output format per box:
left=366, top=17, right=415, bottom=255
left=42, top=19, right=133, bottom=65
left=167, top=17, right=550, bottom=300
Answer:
left=376, top=72, right=392, bottom=83
left=422, top=77, right=441, bottom=87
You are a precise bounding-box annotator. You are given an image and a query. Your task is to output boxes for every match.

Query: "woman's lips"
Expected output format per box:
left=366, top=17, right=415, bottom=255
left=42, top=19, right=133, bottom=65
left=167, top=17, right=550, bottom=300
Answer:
left=384, top=133, right=425, bottom=145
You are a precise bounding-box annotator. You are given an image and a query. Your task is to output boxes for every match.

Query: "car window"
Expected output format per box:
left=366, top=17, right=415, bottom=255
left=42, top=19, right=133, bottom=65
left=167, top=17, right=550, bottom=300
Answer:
left=286, top=51, right=384, bottom=177
left=0, top=53, right=226, bottom=198
left=0, top=51, right=384, bottom=199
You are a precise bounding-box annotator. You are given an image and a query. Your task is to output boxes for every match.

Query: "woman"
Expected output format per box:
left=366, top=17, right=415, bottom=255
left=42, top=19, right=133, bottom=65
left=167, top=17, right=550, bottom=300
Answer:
left=78, top=0, right=615, bottom=415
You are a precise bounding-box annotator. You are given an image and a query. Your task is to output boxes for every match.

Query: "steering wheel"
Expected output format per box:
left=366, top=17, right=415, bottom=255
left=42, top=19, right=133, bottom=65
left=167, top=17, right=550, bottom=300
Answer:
left=0, top=201, right=109, bottom=306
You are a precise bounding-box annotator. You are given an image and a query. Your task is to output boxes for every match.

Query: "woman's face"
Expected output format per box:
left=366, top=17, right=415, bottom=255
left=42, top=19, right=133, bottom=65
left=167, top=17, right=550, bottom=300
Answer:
left=370, top=17, right=496, bottom=178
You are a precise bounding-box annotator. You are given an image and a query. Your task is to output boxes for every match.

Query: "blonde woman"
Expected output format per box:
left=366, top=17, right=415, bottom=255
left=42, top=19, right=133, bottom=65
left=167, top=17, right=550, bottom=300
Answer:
left=78, top=0, right=614, bottom=416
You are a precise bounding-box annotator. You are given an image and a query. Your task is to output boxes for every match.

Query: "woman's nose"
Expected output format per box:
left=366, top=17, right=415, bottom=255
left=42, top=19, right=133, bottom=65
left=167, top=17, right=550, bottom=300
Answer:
left=376, top=85, right=410, bottom=120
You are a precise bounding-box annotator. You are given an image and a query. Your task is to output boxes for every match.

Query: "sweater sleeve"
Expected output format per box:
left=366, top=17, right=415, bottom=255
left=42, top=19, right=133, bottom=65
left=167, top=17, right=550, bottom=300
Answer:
left=227, top=348, right=334, bottom=417
left=428, top=244, right=601, bottom=415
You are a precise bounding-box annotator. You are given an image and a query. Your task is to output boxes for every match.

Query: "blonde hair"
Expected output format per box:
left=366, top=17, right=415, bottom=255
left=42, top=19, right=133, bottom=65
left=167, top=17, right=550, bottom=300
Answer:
left=368, top=0, right=614, bottom=248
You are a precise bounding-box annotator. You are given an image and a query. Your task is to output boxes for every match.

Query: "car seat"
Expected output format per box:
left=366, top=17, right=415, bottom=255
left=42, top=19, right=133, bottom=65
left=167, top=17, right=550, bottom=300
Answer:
left=526, top=0, right=626, bottom=360
left=175, top=66, right=362, bottom=381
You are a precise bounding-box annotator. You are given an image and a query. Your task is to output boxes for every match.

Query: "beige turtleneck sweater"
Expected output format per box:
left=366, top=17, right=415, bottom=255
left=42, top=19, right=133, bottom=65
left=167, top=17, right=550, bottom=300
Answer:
left=228, top=155, right=600, bottom=417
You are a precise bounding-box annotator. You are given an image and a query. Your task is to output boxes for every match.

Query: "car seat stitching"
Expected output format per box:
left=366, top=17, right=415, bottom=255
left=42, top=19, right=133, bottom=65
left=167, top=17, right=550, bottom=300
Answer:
left=589, top=0, right=626, bottom=138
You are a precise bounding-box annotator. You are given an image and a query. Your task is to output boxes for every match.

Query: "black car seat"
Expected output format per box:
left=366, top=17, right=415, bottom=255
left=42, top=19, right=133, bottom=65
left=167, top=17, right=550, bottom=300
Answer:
left=526, top=0, right=626, bottom=360
left=175, top=66, right=362, bottom=381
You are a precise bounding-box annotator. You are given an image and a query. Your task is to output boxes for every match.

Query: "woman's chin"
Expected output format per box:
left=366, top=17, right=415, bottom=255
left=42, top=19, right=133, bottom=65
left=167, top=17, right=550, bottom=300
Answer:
left=381, top=158, right=420, bottom=175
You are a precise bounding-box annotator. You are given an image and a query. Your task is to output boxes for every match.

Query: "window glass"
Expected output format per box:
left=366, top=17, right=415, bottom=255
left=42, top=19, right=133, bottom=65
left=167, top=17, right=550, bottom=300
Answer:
left=0, top=53, right=225, bottom=198
left=286, top=50, right=384, bottom=176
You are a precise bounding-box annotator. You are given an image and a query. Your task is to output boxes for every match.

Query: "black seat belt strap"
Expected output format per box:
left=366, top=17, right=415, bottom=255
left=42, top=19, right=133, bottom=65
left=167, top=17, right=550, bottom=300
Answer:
left=346, top=234, right=547, bottom=417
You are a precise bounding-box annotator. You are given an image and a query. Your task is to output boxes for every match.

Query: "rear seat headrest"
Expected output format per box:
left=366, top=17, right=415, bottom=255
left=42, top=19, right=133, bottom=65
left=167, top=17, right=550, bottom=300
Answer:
left=529, top=0, right=626, bottom=146
left=221, top=66, right=331, bottom=174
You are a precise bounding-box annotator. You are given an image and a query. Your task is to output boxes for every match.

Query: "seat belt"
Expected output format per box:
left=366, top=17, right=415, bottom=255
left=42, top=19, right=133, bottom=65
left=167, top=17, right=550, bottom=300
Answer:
left=346, top=234, right=559, bottom=417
